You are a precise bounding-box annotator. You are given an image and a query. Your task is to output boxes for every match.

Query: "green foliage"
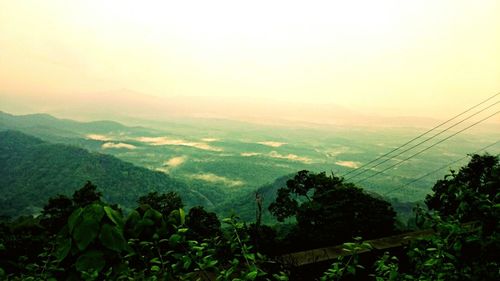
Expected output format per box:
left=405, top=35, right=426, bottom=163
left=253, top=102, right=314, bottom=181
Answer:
left=40, top=195, right=74, bottom=233
left=138, top=191, right=184, bottom=218
left=269, top=170, right=397, bottom=249
left=1, top=151, right=498, bottom=280
left=320, top=237, right=372, bottom=281
left=426, top=153, right=499, bottom=222
left=73, top=181, right=102, bottom=208
left=186, top=206, right=222, bottom=240
left=75, top=250, right=105, bottom=273
left=51, top=202, right=129, bottom=279
left=100, top=224, right=126, bottom=252
left=373, top=252, right=399, bottom=281
left=402, top=210, right=499, bottom=281
left=318, top=154, right=500, bottom=281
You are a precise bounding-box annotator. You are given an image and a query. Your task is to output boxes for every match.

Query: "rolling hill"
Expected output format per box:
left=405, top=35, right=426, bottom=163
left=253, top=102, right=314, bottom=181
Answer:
left=0, top=130, right=215, bottom=217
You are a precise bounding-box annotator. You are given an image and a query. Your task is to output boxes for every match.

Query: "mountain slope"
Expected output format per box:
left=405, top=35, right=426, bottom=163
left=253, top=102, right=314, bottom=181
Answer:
left=216, top=174, right=293, bottom=222
left=0, top=130, right=212, bottom=217
left=0, top=111, right=158, bottom=141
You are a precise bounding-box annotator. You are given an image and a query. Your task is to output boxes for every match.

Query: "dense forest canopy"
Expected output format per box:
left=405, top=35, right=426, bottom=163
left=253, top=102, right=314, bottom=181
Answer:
left=0, top=152, right=498, bottom=280
left=0, top=130, right=215, bottom=217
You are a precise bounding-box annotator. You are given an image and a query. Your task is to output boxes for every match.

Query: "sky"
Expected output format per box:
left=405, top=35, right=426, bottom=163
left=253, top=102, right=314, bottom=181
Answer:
left=0, top=0, right=499, bottom=123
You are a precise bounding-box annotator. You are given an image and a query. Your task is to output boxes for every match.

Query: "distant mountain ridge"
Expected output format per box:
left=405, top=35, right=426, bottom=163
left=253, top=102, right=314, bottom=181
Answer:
left=0, top=130, right=213, bottom=217
left=0, top=110, right=156, bottom=138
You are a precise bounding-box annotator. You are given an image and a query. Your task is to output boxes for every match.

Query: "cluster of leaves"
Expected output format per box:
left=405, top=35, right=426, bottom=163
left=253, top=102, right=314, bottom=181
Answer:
left=0, top=182, right=288, bottom=280
left=319, top=153, right=499, bottom=281
left=320, top=237, right=373, bottom=281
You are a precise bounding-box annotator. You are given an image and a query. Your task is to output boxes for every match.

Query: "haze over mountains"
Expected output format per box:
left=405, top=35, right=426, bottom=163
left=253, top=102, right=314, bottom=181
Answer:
left=1, top=90, right=464, bottom=129
left=1, top=109, right=498, bottom=220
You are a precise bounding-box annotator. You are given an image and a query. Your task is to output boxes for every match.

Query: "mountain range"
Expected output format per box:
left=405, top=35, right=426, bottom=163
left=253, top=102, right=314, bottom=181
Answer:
left=0, top=130, right=215, bottom=217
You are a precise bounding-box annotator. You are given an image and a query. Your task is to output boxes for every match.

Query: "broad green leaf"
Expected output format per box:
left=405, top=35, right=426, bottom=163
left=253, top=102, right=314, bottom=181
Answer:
left=144, top=208, right=162, bottom=221
left=151, top=265, right=160, bottom=272
left=183, top=256, right=192, bottom=269
left=244, top=253, right=255, bottom=261
left=126, top=210, right=141, bottom=226
left=424, top=259, right=438, bottom=267
left=73, top=217, right=100, bottom=251
left=150, top=257, right=161, bottom=264
left=54, top=237, right=72, bottom=261
left=68, top=208, right=83, bottom=234
left=139, top=218, right=155, bottom=227
left=179, top=208, right=186, bottom=225
left=104, top=206, right=124, bottom=228
left=75, top=250, right=105, bottom=273
left=99, top=224, right=126, bottom=252
left=83, top=203, right=105, bottom=223
left=246, top=270, right=258, bottom=280
left=178, top=228, right=189, bottom=234
left=389, top=270, right=398, bottom=280
left=169, top=234, right=182, bottom=247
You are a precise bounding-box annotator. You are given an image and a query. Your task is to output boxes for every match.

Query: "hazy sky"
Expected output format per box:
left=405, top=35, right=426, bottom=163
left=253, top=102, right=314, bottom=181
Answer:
left=1, top=0, right=499, bottom=121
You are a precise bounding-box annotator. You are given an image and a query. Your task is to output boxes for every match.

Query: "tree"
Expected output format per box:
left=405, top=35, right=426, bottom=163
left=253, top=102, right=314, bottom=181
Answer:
left=72, top=181, right=102, bottom=208
left=40, top=194, right=74, bottom=233
left=41, top=181, right=103, bottom=234
left=186, top=206, right=221, bottom=240
left=319, top=153, right=500, bottom=281
left=269, top=170, right=396, bottom=248
left=137, top=191, right=183, bottom=217
left=425, top=153, right=499, bottom=222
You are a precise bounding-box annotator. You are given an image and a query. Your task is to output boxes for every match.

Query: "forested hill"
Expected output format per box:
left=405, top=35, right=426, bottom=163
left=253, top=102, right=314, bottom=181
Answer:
left=217, top=175, right=292, bottom=221
left=0, top=130, right=212, bottom=217
left=0, top=110, right=155, bottom=140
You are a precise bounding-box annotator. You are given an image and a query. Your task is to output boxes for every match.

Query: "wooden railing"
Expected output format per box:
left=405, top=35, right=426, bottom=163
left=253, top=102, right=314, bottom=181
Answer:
left=279, top=222, right=478, bottom=266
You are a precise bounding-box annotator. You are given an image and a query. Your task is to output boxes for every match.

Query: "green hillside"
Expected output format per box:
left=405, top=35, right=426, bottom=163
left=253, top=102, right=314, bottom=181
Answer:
left=216, top=175, right=292, bottom=222
left=2, top=110, right=498, bottom=206
left=0, top=130, right=216, bottom=217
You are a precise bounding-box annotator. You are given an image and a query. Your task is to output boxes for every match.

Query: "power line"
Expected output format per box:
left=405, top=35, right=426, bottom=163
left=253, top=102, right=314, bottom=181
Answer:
left=341, top=92, right=500, bottom=179
left=355, top=110, right=500, bottom=185
left=345, top=100, right=499, bottom=181
left=382, top=140, right=500, bottom=197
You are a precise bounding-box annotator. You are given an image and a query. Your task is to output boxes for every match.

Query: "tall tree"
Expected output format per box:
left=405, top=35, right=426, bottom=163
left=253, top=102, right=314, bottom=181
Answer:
left=138, top=191, right=183, bottom=217
left=40, top=194, right=74, bottom=233
left=186, top=206, right=221, bottom=240
left=269, top=170, right=396, bottom=248
left=72, top=181, right=102, bottom=208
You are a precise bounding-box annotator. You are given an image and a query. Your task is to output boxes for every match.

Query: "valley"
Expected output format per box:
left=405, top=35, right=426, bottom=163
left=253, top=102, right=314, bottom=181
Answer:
left=2, top=110, right=498, bottom=220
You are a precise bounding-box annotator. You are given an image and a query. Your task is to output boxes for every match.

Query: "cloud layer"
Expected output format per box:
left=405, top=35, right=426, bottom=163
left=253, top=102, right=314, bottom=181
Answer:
left=240, top=151, right=312, bottom=164
left=86, top=134, right=112, bottom=141
left=190, top=173, right=244, bottom=187
left=102, top=142, right=136, bottom=149
left=257, top=141, right=286, bottom=147
left=137, top=136, right=222, bottom=151
left=335, top=161, right=360, bottom=169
